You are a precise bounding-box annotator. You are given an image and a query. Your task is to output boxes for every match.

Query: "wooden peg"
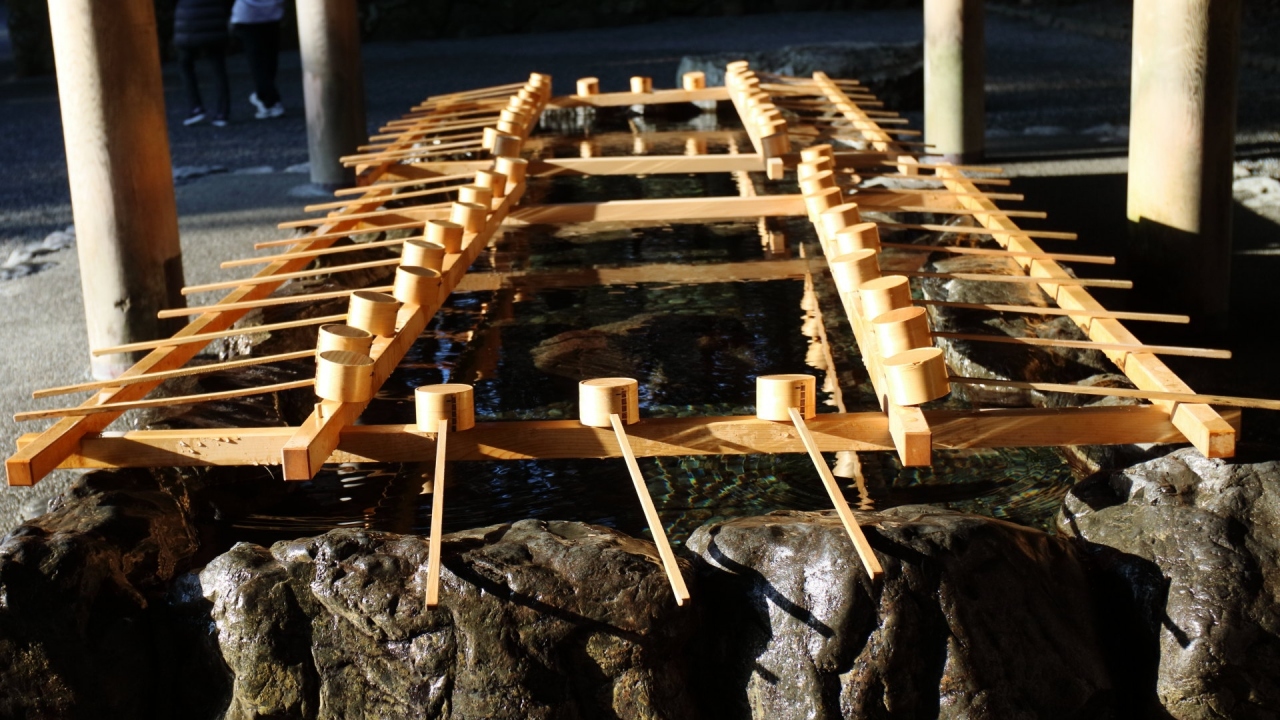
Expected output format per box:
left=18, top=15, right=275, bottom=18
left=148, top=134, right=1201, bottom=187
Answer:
left=828, top=249, right=881, bottom=291
left=427, top=219, right=465, bottom=253
left=872, top=306, right=932, bottom=356
left=347, top=290, right=401, bottom=337
left=415, top=383, right=476, bottom=432
left=449, top=202, right=487, bottom=234
left=315, top=350, right=375, bottom=402
left=630, top=76, right=653, bottom=93
left=801, top=144, right=834, bottom=163
left=798, top=169, right=839, bottom=194
left=682, top=71, right=706, bottom=90
left=804, top=186, right=843, bottom=220
left=402, top=239, right=446, bottom=271
left=481, top=126, right=499, bottom=151
left=833, top=222, right=881, bottom=254
left=491, top=133, right=523, bottom=158
left=882, top=347, right=950, bottom=406
left=317, top=324, right=373, bottom=356
left=475, top=169, right=507, bottom=199
left=578, top=377, right=639, bottom=428
left=797, top=158, right=834, bottom=180
left=819, top=202, right=862, bottom=240
left=393, top=266, right=443, bottom=305
left=457, top=184, right=493, bottom=209
left=576, top=77, right=600, bottom=96
left=496, top=119, right=522, bottom=136
left=494, top=156, right=528, bottom=186
left=858, top=275, right=912, bottom=320
left=726, top=60, right=750, bottom=74
left=755, top=374, right=816, bottom=421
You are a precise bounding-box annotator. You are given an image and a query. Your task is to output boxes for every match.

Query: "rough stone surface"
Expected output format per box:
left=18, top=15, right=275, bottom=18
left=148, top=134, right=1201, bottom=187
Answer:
left=687, top=507, right=1114, bottom=719
left=1062, top=448, right=1280, bottom=720
left=0, top=469, right=200, bottom=718
left=200, top=521, right=698, bottom=719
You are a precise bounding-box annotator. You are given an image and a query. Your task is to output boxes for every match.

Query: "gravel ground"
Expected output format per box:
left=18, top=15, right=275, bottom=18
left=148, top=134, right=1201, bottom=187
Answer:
left=1, top=7, right=1278, bottom=532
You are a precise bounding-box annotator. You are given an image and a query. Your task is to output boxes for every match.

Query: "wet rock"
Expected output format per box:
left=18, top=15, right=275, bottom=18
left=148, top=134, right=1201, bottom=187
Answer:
left=687, top=507, right=1114, bottom=719
left=1062, top=448, right=1280, bottom=719
left=200, top=521, right=697, bottom=719
left=678, top=42, right=923, bottom=111
left=0, top=469, right=200, bottom=718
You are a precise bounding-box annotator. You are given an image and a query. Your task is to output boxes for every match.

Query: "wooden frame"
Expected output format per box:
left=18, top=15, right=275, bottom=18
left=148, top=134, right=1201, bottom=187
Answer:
left=6, top=63, right=1248, bottom=490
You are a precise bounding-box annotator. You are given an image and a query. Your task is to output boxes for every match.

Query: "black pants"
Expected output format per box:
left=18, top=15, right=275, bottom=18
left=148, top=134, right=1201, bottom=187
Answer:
left=177, top=43, right=230, bottom=117
left=234, top=21, right=281, bottom=107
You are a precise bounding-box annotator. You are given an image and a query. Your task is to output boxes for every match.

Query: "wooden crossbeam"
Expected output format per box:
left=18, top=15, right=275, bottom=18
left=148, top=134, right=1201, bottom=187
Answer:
left=546, top=86, right=729, bottom=108
left=15, top=405, right=1227, bottom=470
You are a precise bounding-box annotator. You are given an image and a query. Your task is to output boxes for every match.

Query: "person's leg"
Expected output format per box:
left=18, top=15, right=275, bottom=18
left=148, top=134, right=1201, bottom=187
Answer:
left=177, top=45, right=205, bottom=117
left=208, top=42, right=230, bottom=120
left=258, top=21, right=281, bottom=107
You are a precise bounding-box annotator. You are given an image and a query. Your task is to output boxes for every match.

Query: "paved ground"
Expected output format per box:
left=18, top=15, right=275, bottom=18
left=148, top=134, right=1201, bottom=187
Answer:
left=1, top=7, right=1278, bottom=532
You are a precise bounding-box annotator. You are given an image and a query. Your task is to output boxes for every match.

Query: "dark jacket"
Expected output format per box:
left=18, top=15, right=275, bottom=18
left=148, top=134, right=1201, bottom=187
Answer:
left=173, top=0, right=232, bottom=48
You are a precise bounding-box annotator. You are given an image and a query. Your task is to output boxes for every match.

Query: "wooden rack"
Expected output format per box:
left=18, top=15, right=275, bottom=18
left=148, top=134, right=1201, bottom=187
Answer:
left=7, top=63, right=1254, bottom=494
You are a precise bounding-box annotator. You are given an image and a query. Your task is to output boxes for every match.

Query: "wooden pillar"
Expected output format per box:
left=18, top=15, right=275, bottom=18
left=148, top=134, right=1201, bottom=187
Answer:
left=296, top=0, right=368, bottom=188
left=1127, top=0, right=1240, bottom=322
left=924, top=0, right=985, bottom=163
left=47, top=0, right=186, bottom=380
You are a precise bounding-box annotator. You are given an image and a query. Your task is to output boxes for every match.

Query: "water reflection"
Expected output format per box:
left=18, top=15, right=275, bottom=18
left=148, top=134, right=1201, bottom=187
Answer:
left=232, top=115, right=1081, bottom=546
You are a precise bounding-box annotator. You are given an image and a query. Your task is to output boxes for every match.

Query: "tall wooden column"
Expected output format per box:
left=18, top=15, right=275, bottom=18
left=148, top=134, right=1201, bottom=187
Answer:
left=924, top=0, right=985, bottom=163
left=1127, top=0, right=1240, bottom=322
left=296, top=0, right=368, bottom=188
left=47, top=0, right=186, bottom=380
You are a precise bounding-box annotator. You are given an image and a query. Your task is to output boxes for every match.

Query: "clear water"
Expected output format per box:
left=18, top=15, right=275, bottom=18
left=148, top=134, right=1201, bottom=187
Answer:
left=231, top=111, right=1081, bottom=547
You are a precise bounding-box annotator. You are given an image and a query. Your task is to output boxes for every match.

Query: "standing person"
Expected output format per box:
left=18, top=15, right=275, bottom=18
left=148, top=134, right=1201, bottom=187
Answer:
left=232, top=0, right=287, bottom=119
left=174, top=0, right=233, bottom=126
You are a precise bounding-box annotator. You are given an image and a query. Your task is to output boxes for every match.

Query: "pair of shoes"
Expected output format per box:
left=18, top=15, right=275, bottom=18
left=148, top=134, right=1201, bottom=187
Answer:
left=183, top=108, right=206, bottom=126
left=249, top=92, right=285, bottom=119
left=211, top=114, right=228, bottom=127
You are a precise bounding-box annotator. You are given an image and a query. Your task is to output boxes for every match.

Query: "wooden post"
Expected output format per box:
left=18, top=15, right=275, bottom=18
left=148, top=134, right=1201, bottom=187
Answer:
left=296, top=0, right=368, bottom=188
left=47, top=0, right=186, bottom=379
left=1127, top=0, right=1240, bottom=322
left=924, top=0, right=985, bottom=163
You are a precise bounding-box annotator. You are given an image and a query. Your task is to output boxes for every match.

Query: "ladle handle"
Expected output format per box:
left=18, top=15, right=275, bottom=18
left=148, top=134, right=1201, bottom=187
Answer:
left=610, top=413, right=691, bottom=605
left=426, top=419, right=449, bottom=607
left=789, top=407, right=884, bottom=580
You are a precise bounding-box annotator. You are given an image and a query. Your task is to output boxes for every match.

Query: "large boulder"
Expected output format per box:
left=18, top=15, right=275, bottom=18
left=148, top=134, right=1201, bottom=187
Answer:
left=0, top=469, right=201, bottom=718
left=199, top=521, right=698, bottom=719
left=1063, top=448, right=1280, bottom=719
left=687, top=507, right=1114, bottom=719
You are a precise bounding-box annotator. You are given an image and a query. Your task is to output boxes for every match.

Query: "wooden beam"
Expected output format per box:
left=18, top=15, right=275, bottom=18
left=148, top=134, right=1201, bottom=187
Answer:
left=935, top=165, right=1237, bottom=457
left=546, top=86, right=729, bottom=108
left=505, top=195, right=806, bottom=225
left=17, top=405, right=1226, bottom=470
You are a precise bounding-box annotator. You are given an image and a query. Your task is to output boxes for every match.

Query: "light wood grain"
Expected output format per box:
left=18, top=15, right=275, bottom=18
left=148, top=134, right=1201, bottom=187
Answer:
left=610, top=414, right=691, bottom=604
left=950, top=378, right=1280, bottom=411
left=425, top=419, right=448, bottom=607
left=15, top=379, right=315, bottom=421
left=789, top=408, right=884, bottom=579
left=18, top=405, right=1233, bottom=470
left=34, top=350, right=317, bottom=398
left=917, top=300, right=1188, bottom=323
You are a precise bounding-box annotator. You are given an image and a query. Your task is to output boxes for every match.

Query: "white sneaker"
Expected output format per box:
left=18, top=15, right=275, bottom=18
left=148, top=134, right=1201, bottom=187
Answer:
left=250, top=92, right=285, bottom=119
